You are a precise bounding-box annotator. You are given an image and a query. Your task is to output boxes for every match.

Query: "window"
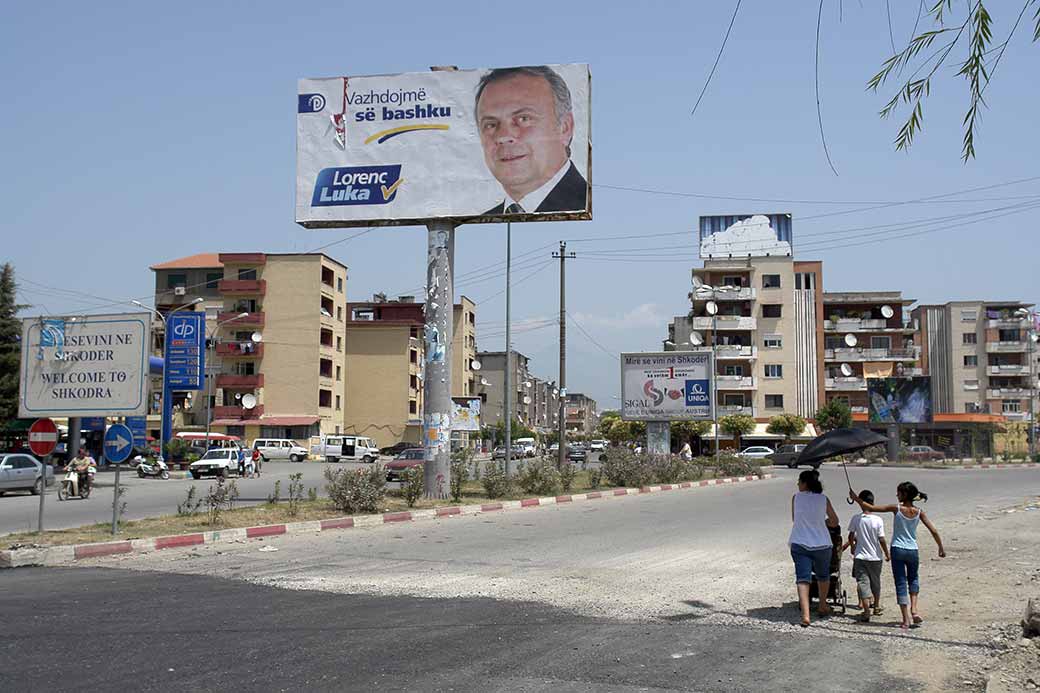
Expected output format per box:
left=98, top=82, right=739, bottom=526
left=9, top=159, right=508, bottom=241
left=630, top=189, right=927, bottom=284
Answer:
left=764, top=364, right=783, bottom=379
left=238, top=268, right=257, bottom=280
left=762, top=304, right=782, bottom=318
left=965, top=402, right=983, bottom=414
left=336, top=365, right=342, bottom=381
left=166, top=273, right=187, bottom=289
left=337, top=277, right=343, bottom=293
left=963, top=355, right=978, bottom=367
left=410, top=326, right=418, bottom=338
left=763, top=335, right=782, bottom=348
left=468, top=311, right=476, bottom=325
left=762, top=274, right=781, bottom=289
left=335, top=395, right=341, bottom=411
left=723, top=364, right=744, bottom=376
left=409, top=399, right=418, bottom=415
left=794, top=272, right=816, bottom=290
left=722, top=275, right=745, bottom=287
left=963, top=379, right=979, bottom=390
left=409, top=349, right=418, bottom=364
left=825, top=336, right=845, bottom=350
left=319, top=389, right=332, bottom=407
left=870, top=336, right=891, bottom=350
left=205, top=272, right=223, bottom=289
left=353, top=309, right=374, bottom=321
left=336, top=336, right=342, bottom=352
left=1002, top=399, right=1021, bottom=413
left=998, top=329, right=1020, bottom=342
left=962, top=333, right=977, bottom=345
left=410, top=374, right=418, bottom=390
left=320, top=328, right=333, bottom=346
left=336, top=306, right=343, bottom=321
left=765, top=394, right=784, bottom=408
left=723, top=394, right=746, bottom=407
left=960, top=309, right=977, bottom=322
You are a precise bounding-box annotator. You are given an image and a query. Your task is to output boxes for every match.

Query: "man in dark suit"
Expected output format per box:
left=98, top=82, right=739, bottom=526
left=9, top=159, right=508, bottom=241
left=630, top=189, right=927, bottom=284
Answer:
left=476, top=66, right=588, bottom=215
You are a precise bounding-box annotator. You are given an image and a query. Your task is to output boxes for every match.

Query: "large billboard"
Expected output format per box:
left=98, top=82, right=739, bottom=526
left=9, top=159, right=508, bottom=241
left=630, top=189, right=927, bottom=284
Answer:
left=621, top=351, right=714, bottom=421
left=868, top=376, right=933, bottom=424
left=19, top=313, right=150, bottom=418
left=699, top=213, right=792, bottom=259
left=296, top=64, right=591, bottom=228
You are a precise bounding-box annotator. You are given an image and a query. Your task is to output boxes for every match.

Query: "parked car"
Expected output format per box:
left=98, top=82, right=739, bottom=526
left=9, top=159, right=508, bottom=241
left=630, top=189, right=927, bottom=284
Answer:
left=385, top=448, right=424, bottom=482
left=589, top=440, right=606, bottom=452
left=514, top=438, right=537, bottom=458
left=768, top=444, right=812, bottom=468
left=252, top=438, right=309, bottom=463
left=905, top=445, right=944, bottom=461
left=0, top=453, right=55, bottom=495
left=567, top=445, right=587, bottom=463
left=548, top=443, right=560, bottom=454
left=738, top=446, right=775, bottom=460
left=492, top=446, right=507, bottom=461
left=189, top=448, right=241, bottom=479
left=380, top=441, right=415, bottom=457
left=310, top=436, right=379, bottom=463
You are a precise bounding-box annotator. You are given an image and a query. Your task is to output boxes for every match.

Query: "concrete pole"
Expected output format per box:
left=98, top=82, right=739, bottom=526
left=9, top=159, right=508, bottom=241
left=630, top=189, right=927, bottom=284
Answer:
left=713, top=312, right=720, bottom=464
left=555, top=242, right=574, bottom=470
left=67, top=417, right=82, bottom=467
left=423, top=220, right=454, bottom=498
left=504, top=223, right=512, bottom=477
left=1028, top=317, right=1036, bottom=459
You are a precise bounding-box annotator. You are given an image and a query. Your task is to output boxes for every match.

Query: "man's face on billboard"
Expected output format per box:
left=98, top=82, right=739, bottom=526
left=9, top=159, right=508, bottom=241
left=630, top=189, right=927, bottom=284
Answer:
left=477, top=74, right=573, bottom=201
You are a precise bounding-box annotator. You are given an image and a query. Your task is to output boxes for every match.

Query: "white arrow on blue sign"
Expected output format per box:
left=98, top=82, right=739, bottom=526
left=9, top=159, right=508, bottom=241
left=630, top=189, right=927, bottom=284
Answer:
left=103, top=423, right=135, bottom=464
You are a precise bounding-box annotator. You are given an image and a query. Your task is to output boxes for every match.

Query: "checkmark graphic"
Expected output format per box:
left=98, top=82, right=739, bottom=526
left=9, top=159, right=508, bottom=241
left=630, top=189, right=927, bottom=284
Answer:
left=381, top=178, right=404, bottom=200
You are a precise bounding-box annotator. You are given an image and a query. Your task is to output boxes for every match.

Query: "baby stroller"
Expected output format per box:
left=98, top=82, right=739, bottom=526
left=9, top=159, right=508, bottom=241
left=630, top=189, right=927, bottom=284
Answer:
left=808, top=524, right=848, bottom=614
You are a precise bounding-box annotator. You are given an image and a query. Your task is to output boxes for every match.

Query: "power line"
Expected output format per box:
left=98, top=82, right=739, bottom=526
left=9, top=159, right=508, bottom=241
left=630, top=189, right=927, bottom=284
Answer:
left=690, top=0, right=742, bottom=119
left=566, top=311, right=620, bottom=361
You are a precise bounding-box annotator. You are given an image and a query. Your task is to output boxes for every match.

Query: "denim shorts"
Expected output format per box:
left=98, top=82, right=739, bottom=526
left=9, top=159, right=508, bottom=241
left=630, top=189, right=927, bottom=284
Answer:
left=790, top=543, right=832, bottom=584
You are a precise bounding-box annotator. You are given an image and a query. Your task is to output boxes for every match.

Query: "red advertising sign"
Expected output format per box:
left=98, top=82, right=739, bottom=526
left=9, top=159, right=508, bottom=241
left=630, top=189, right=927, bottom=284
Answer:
left=28, top=418, right=59, bottom=457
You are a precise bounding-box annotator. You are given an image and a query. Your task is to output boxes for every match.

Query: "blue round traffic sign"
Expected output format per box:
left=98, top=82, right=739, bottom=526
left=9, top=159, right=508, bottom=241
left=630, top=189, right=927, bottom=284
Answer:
left=103, top=423, right=135, bottom=464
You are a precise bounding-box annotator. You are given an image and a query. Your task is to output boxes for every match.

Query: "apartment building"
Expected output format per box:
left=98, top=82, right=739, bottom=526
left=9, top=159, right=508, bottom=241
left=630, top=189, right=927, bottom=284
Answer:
left=343, top=294, right=477, bottom=450
left=150, top=252, right=348, bottom=444
left=915, top=301, right=1037, bottom=420
left=528, top=376, right=561, bottom=434
left=565, top=393, right=598, bottom=436
left=666, top=256, right=824, bottom=419
left=475, top=350, right=531, bottom=429
left=822, top=292, right=921, bottom=417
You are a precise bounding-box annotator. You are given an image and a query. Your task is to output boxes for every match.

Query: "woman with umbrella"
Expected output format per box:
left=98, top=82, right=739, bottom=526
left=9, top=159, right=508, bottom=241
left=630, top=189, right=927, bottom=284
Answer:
left=789, top=469, right=840, bottom=627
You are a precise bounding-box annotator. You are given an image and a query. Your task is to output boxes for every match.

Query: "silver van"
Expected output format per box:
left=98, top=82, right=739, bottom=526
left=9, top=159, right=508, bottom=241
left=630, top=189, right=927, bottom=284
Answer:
left=311, top=435, right=379, bottom=463
left=252, top=438, right=309, bottom=462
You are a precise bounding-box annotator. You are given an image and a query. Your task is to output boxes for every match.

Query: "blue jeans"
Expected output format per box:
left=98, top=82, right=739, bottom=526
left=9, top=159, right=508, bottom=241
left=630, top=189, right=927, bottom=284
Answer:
left=890, top=546, right=920, bottom=605
left=790, top=543, right=832, bottom=584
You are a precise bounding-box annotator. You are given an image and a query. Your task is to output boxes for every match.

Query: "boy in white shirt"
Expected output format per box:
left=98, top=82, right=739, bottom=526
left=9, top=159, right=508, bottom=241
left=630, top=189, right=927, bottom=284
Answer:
left=846, top=489, right=890, bottom=622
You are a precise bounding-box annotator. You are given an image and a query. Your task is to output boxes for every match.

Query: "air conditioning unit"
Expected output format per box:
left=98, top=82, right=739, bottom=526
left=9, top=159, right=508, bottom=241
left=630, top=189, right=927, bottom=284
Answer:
left=174, top=286, right=186, bottom=296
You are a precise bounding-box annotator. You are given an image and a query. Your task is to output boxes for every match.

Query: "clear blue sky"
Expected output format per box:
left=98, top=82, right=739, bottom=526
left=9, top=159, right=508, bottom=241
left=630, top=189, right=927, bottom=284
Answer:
left=3, top=1, right=1037, bottom=409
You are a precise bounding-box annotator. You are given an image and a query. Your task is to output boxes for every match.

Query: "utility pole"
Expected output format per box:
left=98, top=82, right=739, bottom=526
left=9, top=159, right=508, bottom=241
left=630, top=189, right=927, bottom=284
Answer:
left=423, top=220, right=455, bottom=498
left=553, top=241, right=575, bottom=469
left=504, top=222, right=513, bottom=477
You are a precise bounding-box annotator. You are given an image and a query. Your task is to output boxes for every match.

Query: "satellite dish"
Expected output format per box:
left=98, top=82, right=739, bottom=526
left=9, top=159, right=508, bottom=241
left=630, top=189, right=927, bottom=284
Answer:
left=844, top=333, right=858, bottom=347
left=480, top=377, right=490, bottom=386
left=234, top=393, right=242, bottom=400
left=840, top=363, right=853, bottom=377
left=251, top=332, right=263, bottom=343
left=705, top=301, right=718, bottom=316
left=524, top=381, right=532, bottom=388
left=523, top=396, right=532, bottom=405
left=241, top=393, right=257, bottom=410
left=471, top=359, right=481, bottom=370
left=693, top=276, right=705, bottom=289
left=689, top=332, right=704, bottom=346
left=880, top=305, right=894, bottom=319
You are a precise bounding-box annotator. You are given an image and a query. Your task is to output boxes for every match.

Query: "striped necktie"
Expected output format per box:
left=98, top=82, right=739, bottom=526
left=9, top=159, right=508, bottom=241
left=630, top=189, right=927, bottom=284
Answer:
left=505, top=202, right=525, bottom=214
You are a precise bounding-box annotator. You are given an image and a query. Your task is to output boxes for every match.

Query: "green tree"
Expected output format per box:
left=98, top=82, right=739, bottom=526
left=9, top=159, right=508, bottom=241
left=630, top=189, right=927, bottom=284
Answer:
left=598, top=410, right=621, bottom=438
left=815, top=399, right=853, bottom=432
left=671, top=420, right=712, bottom=447
left=719, top=414, right=756, bottom=451
left=0, top=264, right=28, bottom=422
left=766, top=413, right=807, bottom=443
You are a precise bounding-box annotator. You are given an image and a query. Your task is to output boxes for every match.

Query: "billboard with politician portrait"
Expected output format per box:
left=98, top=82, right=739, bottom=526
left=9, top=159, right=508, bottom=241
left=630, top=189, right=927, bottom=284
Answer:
left=296, top=64, right=591, bottom=228
left=621, top=351, right=715, bottom=422
left=868, top=376, right=933, bottom=424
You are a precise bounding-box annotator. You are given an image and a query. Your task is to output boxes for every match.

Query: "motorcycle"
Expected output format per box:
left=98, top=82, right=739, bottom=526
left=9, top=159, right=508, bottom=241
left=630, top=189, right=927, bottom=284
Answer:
left=135, top=455, right=169, bottom=480
left=57, top=467, right=92, bottom=501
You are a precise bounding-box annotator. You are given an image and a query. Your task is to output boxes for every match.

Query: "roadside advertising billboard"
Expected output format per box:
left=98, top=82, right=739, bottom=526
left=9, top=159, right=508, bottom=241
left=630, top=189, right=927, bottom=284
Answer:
left=621, top=351, right=714, bottom=421
left=19, top=313, right=150, bottom=418
left=699, top=213, right=793, bottom=259
left=296, top=64, right=591, bottom=228
left=451, top=397, right=482, bottom=432
left=868, top=376, right=933, bottom=424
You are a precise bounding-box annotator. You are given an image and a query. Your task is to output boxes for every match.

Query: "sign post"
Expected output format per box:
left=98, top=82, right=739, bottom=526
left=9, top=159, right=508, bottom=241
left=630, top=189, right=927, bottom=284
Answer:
left=104, top=423, right=134, bottom=535
left=29, top=418, right=58, bottom=533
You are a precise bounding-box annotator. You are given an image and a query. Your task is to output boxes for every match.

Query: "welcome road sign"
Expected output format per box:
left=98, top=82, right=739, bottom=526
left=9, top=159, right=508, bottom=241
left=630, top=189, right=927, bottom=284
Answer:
left=620, top=351, right=715, bottom=422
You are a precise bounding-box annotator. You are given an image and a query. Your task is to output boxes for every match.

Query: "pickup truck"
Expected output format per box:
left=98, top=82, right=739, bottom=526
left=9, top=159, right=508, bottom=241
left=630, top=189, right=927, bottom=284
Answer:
left=768, top=444, right=812, bottom=469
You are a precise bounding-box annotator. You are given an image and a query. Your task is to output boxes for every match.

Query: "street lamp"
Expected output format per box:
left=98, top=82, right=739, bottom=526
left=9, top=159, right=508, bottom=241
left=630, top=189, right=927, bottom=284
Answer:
left=204, top=312, right=251, bottom=447
left=131, top=298, right=203, bottom=461
left=1015, top=308, right=1038, bottom=458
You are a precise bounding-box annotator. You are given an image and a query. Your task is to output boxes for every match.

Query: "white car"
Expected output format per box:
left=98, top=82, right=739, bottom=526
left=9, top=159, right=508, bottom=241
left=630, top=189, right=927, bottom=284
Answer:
left=252, top=438, right=309, bottom=463
left=738, top=446, right=775, bottom=459
left=311, top=435, right=379, bottom=463
left=589, top=440, right=606, bottom=452
left=189, top=448, right=242, bottom=479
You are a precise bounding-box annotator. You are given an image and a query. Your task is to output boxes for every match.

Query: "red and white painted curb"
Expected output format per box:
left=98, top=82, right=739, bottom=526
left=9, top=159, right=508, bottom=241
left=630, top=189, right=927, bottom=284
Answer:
left=841, top=462, right=1039, bottom=471
left=0, top=474, right=773, bottom=569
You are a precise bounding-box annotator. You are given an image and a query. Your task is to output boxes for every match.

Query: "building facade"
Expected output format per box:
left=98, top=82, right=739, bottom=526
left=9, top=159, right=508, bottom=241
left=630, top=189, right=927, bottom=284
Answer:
left=565, top=392, right=598, bottom=437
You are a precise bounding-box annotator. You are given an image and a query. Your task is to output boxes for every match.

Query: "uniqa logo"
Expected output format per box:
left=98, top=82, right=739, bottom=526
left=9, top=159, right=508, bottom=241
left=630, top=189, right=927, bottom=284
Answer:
left=643, top=379, right=664, bottom=406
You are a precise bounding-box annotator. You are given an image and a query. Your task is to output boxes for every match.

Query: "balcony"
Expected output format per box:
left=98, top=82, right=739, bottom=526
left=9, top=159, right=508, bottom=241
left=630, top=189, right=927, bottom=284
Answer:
left=851, top=406, right=868, bottom=414
left=987, top=388, right=1031, bottom=399
left=987, top=317, right=1028, bottom=329
left=986, top=341, right=1028, bottom=353
left=690, top=315, right=756, bottom=331
left=218, top=311, right=265, bottom=326
left=899, top=367, right=924, bottom=376
left=717, top=405, right=754, bottom=416
left=715, top=375, right=756, bottom=389
left=825, top=377, right=867, bottom=391
left=218, top=279, right=267, bottom=295
left=824, top=347, right=920, bottom=361
left=1002, top=411, right=1030, bottom=421
left=714, top=345, right=757, bottom=360
left=215, top=373, right=264, bottom=389
left=216, top=342, right=263, bottom=358
left=824, top=318, right=886, bottom=331
left=211, top=405, right=264, bottom=419
left=987, top=364, right=1031, bottom=376
left=693, top=287, right=756, bottom=301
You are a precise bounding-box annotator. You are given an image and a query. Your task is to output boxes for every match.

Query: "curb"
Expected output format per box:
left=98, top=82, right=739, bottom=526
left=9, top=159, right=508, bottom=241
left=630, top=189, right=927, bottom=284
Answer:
left=0, top=474, right=773, bottom=569
left=841, top=462, right=1039, bottom=471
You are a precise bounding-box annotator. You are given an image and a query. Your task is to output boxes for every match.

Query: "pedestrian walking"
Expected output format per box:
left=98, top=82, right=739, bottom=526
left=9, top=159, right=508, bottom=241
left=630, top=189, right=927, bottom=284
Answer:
left=679, top=441, right=693, bottom=461
left=252, top=447, right=262, bottom=477
left=845, top=489, right=890, bottom=622
left=789, top=469, right=840, bottom=627
left=850, top=481, right=945, bottom=630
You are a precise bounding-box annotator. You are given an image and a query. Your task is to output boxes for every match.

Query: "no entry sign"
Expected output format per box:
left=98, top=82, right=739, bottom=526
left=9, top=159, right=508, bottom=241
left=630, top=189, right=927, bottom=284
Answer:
left=28, top=418, right=59, bottom=457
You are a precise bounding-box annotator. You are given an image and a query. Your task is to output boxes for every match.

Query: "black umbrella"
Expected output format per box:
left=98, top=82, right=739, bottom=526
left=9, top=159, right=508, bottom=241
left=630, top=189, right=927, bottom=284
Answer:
left=795, top=427, right=889, bottom=503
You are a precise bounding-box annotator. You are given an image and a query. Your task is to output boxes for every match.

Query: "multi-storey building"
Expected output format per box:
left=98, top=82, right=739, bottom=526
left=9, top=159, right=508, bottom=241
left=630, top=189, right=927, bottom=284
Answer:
left=821, top=291, right=921, bottom=417
left=452, top=297, right=478, bottom=398
left=150, top=252, right=348, bottom=444
left=666, top=256, right=824, bottom=419
left=565, top=392, right=598, bottom=436
left=475, top=350, right=531, bottom=429
left=915, top=301, right=1037, bottom=420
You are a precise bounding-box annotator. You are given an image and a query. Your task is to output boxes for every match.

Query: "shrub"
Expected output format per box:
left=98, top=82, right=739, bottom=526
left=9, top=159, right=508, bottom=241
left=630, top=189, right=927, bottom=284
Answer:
left=714, top=453, right=762, bottom=479
left=650, top=454, right=686, bottom=484
left=602, top=448, right=655, bottom=488
left=164, top=437, right=191, bottom=461
left=516, top=458, right=560, bottom=496
left=400, top=466, right=424, bottom=507
left=324, top=465, right=386, bottom=514
left=587, top=466, right=603, bottom=489
left=287, top=472, right=305, bottom=516
left=177, top=485, right=202, bottom=516
left=450, top=455, right=470, bottom=503
left=862, top=445, right=887, bottom=464
left=307, top=487, right=318, bottom=503
left=267, top=479, right=282, bottom=504
left=559, top=460, right=577, bottom=492
left=481, top=461, right=512, bottom=499
left=205, top=478, right=240, bottom=524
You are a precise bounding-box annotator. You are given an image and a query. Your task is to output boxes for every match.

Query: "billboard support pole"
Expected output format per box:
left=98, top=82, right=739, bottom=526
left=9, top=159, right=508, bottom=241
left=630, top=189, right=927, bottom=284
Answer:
left=68, top=418, right=82, bottom=470
left=647, top=421, right=670, bottom=455
left=423, top=220, right=455, bottom=499
left=504, top=223, right=512, bottom=477
left=554, top=242, right=576, bottom=470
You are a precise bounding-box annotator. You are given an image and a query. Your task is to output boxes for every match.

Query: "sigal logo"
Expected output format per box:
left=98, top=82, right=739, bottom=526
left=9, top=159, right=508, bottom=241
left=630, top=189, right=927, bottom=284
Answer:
left=643, top=380, right=664, bottom=407
left=311, top=165, right=404, bottom=207
left=298, top=93, right=326, bottom=113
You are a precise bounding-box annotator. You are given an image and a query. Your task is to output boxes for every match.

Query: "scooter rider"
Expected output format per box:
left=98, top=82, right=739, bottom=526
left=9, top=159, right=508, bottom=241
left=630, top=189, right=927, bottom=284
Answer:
left=68, top=448, right=93, bottom=496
